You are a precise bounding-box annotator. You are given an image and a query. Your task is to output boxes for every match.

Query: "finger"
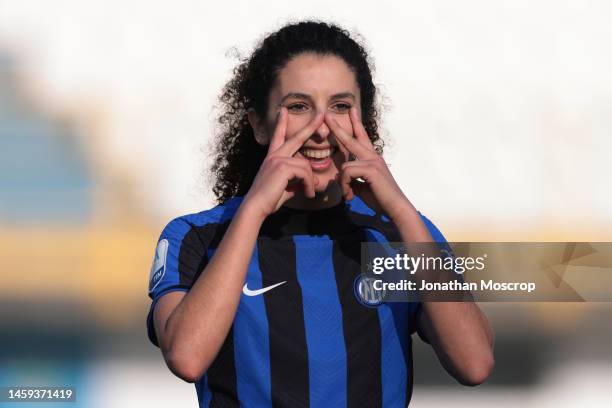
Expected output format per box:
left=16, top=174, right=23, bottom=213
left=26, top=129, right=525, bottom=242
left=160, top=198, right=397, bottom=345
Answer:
left=341, top=163, right=375, bottom=199
left=331, top=128, right=351, bottom=161
left=339, top=165, right=363, bottom=200
left=342, top=160, right=373, bottom=169
left=268, top=107, right=288, bottom=154
left=275, top=111, right=324, bottom=157
left=324, top=112, right=373, bottom=160
left=287, top=156, right=320, bottom=188
left=285, top=163, right=316, bottom=198
left=337, top=169, right=353, bottom=199
left=342, top=160, right=379, bottom=182
left=349, top=107, right=375, bottom=149
left=279, top=157, right=317, bottom=197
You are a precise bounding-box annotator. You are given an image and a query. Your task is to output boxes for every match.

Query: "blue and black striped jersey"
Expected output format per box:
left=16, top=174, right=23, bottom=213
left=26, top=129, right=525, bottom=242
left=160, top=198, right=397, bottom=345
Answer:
left=146, top=196, right=448, bottom=407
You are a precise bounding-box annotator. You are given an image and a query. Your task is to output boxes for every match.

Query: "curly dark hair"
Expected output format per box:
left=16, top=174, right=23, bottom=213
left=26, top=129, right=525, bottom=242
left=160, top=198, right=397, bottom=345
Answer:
left=209, top=20, right=384, bottom=203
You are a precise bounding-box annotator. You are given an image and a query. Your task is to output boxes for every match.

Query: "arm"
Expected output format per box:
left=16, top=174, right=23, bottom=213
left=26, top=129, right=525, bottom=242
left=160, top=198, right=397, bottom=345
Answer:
left=153, top=201, right=265, bottom=382
left=152, top=107, right=324, bottom=382
left=392, top=208, right=495, bottom=386
left=327, top=107, right=494, bottom=386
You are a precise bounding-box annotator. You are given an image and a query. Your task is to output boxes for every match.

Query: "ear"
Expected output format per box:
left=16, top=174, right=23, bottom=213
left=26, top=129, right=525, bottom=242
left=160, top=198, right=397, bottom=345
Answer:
left=247, top=109, right=269, bottom=146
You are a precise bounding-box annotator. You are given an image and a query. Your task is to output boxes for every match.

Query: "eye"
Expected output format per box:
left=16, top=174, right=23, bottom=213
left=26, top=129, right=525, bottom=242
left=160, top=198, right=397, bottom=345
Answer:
left=332, top=102, right=352, bottom=112
left=287, top=103, right=309, bottom=113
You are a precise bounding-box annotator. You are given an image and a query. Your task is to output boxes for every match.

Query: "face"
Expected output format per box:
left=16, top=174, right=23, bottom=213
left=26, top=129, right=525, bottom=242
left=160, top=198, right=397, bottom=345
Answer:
left=253, top=53, right=361, bottom=193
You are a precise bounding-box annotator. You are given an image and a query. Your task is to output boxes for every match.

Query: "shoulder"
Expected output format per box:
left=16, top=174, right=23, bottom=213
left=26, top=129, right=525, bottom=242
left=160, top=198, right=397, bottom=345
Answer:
left=152, top=197, right=243, bottom=269
left=158, top=196, right=244, bottom=242
left=147, top=197, right=243, bottom=298
left=346, top=195, right=447, bottom=243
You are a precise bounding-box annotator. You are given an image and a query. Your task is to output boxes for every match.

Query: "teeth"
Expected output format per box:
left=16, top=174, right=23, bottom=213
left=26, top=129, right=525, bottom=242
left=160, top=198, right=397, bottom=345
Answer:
left=301, top=148, right=334, bottom=159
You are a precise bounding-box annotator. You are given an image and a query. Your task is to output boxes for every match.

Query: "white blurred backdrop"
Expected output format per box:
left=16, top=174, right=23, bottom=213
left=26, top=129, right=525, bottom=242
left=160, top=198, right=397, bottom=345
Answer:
left=1, top=0, right=610, bottom=239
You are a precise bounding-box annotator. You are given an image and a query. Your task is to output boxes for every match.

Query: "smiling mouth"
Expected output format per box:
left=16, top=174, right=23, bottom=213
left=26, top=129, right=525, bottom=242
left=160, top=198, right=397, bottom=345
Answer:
left=299, top=146, right=338, bottom=160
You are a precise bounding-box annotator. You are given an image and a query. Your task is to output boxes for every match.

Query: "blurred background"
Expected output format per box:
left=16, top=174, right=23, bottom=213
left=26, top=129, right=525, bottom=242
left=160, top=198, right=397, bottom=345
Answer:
left=0, top=0, right=611, bottom=406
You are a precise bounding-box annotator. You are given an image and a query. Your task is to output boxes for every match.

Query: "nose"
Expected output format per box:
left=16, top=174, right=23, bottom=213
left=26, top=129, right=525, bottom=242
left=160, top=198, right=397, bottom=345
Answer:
left=312, top=117, right=330, bottom=141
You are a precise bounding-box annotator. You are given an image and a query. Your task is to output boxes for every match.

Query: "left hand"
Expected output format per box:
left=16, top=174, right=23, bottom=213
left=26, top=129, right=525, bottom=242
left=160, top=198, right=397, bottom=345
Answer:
left=325, top=107, right=414, bottom=221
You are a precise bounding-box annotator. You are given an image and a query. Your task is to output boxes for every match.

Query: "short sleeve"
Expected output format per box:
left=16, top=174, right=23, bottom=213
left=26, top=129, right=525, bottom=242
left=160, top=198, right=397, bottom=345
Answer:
left=418, top=211, right=450, bottom=247
left=414, top=212, right=450, bottom=344
left=146, top=216, right=208, bottom=347
left=361, top=210, right=450, bottom=344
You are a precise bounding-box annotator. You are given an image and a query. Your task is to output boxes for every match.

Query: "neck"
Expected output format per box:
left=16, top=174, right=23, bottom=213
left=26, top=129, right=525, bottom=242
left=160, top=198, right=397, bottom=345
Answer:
left=283, top=182, right=344, bottom=211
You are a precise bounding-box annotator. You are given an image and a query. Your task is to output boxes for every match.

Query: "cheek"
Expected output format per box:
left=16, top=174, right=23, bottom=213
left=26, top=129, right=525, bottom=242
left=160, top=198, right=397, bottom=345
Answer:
left=285, top=115, right=311, bottom=138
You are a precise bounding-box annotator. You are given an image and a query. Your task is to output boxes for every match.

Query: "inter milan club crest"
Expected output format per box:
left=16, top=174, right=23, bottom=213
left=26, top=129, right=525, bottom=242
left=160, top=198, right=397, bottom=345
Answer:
left=354, top=274, right=385, bottom=307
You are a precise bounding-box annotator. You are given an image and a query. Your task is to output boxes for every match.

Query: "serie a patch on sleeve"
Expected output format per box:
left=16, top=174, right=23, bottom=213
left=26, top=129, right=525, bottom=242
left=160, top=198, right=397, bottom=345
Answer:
left=149, top=238, right=169, bottom=293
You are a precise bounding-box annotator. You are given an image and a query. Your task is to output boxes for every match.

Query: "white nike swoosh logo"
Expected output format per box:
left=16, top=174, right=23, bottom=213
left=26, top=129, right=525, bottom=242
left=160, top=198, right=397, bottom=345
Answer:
left=242, top=281, right=287, bottom=296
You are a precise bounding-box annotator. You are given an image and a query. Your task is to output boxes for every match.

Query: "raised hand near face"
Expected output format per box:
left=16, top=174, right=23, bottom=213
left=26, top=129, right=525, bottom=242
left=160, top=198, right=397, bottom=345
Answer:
left=325, top=107, right=414, bottom=220
left=244, top=107, right=325, bottom=218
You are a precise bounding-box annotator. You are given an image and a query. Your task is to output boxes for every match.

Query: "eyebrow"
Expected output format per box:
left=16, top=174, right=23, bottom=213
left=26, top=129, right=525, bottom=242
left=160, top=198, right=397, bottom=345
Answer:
left=280, top=92, right=356, bottom=103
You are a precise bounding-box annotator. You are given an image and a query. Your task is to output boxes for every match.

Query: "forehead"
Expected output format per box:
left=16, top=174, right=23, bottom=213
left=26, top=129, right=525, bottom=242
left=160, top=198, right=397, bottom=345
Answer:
left=273, top=53, right=359, bottom=97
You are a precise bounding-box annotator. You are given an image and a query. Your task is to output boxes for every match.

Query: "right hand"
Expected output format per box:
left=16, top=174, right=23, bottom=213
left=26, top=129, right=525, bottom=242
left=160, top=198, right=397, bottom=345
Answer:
left=243, top=107, right=325, bottom=218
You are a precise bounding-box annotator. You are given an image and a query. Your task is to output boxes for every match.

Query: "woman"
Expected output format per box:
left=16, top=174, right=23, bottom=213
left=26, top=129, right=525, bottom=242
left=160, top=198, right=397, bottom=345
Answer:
left=146, top=20, right=494, bottom=407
